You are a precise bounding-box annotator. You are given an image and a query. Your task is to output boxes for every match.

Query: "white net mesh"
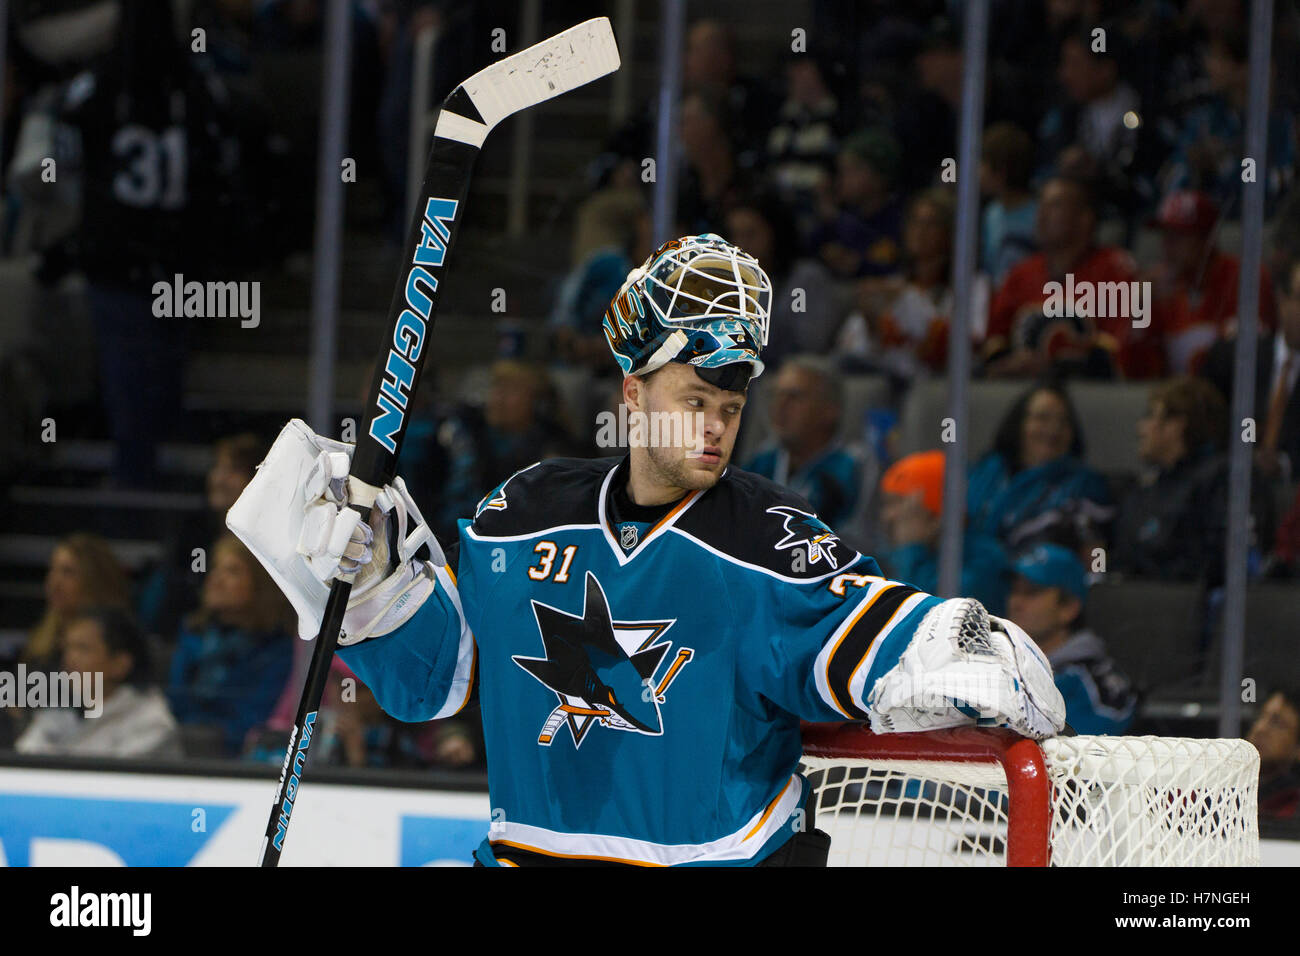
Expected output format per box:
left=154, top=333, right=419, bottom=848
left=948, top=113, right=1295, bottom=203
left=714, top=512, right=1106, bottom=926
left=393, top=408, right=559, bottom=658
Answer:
left=1043, top=736, right=1260, bottom=866
left=800, top=729, right=1259, bottom=867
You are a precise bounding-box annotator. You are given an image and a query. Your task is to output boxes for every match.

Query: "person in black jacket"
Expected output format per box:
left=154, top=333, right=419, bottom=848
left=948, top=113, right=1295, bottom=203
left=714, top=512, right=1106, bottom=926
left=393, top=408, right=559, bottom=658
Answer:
left=1112, top=376, right=1272, bottom=584
left=60, top=1, right=284, bottom=487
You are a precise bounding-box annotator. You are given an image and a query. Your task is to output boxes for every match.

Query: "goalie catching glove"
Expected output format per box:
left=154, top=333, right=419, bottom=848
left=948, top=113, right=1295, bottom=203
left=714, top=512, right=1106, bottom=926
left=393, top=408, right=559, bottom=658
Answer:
left=867, top=597, right=1066, bottom=740
left=226, top=419, right=443, bottom=645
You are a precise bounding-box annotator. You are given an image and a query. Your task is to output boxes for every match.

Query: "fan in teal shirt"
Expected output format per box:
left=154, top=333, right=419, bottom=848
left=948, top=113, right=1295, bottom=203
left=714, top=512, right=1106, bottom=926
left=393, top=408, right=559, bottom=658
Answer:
left=966, top=382, right=1113, bottom=551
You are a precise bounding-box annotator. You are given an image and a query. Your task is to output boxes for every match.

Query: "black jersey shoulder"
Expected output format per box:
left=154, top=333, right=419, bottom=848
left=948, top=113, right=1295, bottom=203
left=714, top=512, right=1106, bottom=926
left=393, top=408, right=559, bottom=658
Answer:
left=468, top=457, right=617, bottom=538
left=675, top=466, right=861, bottom=578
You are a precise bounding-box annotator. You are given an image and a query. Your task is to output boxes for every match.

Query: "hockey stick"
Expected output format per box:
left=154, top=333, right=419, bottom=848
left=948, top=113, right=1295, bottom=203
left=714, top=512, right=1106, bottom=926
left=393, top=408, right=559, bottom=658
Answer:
left=257, top=18, right=620, bottom=867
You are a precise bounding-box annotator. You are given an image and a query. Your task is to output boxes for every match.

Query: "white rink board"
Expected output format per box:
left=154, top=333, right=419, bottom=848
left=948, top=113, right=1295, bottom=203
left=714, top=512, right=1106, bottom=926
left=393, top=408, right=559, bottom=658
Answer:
left=0, top=766, right=490, bottom=866
left=0, top=766, right=1294, bottom=866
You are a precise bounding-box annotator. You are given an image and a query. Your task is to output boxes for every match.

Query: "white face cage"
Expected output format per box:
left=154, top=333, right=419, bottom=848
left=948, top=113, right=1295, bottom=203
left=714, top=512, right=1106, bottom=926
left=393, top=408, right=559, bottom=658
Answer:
left=641, top=239, right=772, bottom=348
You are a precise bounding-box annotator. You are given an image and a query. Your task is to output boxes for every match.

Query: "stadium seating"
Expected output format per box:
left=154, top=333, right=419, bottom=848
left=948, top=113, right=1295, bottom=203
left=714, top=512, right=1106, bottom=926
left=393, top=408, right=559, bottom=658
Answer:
left=896, top=379, right=1151, bottom=478
left=895, top=379, right=1022, bottom=462
left=1068, top=382, right=1152, bottom=477
left=1087, top=578, right=1208, bottom=695
left=1235, top=583, right=1300, bottom=691
left=839, top=374, right=892, bottom=442
left=1160, top=583, right=1300, bottom=700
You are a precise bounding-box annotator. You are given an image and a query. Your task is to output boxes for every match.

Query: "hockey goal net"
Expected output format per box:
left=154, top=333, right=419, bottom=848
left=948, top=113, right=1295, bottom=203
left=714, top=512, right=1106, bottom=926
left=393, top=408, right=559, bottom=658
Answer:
left=799, top=724, right=1259, bottom=866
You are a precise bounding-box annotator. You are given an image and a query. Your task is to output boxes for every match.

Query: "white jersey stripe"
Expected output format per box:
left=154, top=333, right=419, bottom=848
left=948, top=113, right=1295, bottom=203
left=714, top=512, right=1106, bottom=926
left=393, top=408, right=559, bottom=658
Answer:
left=464, top=523, right=604, bottom=543
left=667, top=526, right=865, bottom=584
left=490, top=774, right=803, bottom=866
left=429, top=563, right=478, bottom=719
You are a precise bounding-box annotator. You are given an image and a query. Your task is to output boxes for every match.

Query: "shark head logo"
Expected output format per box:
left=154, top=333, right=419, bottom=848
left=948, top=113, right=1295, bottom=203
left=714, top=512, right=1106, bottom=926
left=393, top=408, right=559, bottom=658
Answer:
left=474, top=481, right=509, bottom=517
left=513, top=572, right=691, bottom=747
left=767, top=505, right=842, bottom=569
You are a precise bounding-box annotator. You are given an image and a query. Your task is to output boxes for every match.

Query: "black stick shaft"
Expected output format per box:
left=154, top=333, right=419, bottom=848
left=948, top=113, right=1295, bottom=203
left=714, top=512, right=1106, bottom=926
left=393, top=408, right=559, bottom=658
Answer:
left=258, top=580, right=347, bottom=865
left=255, top=122, right=481, bottom=868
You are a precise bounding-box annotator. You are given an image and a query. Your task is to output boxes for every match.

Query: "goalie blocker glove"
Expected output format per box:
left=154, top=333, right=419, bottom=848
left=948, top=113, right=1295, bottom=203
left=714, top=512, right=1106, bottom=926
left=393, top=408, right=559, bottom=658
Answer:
left=226, top=419, right=444, bottom=645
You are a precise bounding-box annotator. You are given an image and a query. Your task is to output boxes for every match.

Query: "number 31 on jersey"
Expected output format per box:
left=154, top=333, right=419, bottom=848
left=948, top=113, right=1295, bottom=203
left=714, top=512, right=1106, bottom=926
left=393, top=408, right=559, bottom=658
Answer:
left=528, top=542, right=579, bottom=582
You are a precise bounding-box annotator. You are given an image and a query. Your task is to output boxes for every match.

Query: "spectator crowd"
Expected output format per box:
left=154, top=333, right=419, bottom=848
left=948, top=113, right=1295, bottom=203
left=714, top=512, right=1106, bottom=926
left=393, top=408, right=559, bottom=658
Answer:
left=1, top=1, right=1299, bottom=820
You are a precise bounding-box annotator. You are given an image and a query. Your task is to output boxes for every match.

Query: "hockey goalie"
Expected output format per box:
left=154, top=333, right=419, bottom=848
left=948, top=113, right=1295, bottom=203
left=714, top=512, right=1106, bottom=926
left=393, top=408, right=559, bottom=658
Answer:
left=228, top=234, right=1065, bottom=866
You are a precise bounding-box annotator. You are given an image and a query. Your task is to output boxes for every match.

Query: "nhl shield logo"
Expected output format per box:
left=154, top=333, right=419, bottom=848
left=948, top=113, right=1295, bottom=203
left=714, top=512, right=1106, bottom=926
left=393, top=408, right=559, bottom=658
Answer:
left=619, top=522, right=639, bottom=550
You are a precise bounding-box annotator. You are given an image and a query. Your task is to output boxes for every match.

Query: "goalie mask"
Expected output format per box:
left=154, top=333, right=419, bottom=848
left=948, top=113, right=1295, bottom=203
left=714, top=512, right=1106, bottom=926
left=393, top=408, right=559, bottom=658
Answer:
left=602, top=234, right=771, bottom=391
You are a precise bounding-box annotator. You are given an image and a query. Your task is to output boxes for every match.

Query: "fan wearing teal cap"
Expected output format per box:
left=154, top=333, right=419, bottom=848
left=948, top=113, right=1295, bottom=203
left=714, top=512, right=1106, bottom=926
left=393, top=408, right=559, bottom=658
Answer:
left=1007, top=544, right=1138, bottom=735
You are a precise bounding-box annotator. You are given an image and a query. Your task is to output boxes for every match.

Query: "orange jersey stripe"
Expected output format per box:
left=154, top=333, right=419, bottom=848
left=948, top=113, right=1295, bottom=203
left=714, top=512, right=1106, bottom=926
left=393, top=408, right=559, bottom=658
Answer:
left=646, top=490, right=698, bottom=537
left=744, top=776, right=794, bottom=841
left=490, top=839, right=666, bottom=867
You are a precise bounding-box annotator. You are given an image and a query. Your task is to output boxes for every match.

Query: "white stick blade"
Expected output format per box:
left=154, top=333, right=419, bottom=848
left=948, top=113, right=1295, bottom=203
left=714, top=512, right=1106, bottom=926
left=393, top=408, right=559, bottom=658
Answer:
left=462, top=17, right=620, bottom=131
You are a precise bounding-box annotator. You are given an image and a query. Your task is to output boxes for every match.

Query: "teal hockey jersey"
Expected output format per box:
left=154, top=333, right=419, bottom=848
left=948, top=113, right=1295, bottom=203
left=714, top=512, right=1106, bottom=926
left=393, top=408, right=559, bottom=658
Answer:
left=338, top=456, right=944, bottom=866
